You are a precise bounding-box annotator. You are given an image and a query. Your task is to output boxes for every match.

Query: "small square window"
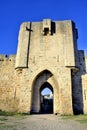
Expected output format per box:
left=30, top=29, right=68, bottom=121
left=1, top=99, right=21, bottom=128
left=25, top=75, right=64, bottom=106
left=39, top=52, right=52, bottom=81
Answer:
left=43, top=28, right=49, bottom=35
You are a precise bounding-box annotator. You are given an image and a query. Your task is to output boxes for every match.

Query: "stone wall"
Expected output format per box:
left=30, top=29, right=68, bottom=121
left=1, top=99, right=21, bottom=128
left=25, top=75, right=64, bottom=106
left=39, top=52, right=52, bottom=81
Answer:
left=82, top=74, right=87, bottom=114
left=71, top=50, right=86, bottom=114
left=0, top=55, right=18, bottom=111
left=82, top=53, right=87, bottom=114
left=15, top=19, right=78, bottom=69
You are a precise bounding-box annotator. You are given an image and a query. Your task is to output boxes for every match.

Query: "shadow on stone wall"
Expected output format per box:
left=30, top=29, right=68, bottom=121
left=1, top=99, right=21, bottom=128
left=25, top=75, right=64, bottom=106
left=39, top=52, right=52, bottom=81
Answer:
left=71, top=50, right=86, bottom=115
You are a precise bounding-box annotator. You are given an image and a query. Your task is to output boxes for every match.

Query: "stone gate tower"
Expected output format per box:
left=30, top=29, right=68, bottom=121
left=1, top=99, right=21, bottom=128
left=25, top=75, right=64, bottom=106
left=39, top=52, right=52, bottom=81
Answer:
left=0, top=19, right=87, bottom=115
left=15, top=18, right=79, bottom=114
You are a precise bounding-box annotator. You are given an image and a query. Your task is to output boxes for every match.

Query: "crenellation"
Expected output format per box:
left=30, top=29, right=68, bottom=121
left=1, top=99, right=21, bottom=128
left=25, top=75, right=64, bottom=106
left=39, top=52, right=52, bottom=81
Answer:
left=0, top=54, right=16, bottom=61
left=0, top=55, right=7, bottom=61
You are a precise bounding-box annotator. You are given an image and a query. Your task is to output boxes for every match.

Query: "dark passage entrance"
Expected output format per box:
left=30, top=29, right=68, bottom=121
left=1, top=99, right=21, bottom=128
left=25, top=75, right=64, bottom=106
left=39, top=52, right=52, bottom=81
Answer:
left=40, top=82, right=53, bottom=114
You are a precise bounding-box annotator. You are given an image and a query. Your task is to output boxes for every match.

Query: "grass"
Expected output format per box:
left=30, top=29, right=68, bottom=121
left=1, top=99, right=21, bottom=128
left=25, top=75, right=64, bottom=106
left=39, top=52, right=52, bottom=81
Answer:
left=0, top=124, right=16, bottom=129
left=0, top=110, right=29, bottom=116
left=63, top=114, right=87, bottom=123
left=0, top=117, right=8, bottom=121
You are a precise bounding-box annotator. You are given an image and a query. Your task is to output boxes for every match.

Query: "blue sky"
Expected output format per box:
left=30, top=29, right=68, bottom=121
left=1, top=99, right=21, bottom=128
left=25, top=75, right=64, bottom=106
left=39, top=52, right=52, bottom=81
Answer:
left=41, top=88, right=51, bottom=95
left=0, top=0, right=87, bottom=55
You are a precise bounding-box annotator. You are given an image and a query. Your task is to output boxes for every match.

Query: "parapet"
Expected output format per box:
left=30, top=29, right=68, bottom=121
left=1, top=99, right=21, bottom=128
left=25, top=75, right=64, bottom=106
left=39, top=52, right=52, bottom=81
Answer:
left=0, top=54, right=16, bottom=61
left=0, top=55, right=7, bottom=61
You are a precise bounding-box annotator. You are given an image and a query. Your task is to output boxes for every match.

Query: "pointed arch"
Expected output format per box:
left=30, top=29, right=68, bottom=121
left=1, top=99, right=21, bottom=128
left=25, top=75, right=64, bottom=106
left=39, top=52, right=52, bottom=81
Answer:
left=33, top=69, right=53, bottom=82
left=32, top=69, right=53, bottom=90
left=30, top=69, right=59, bottom=114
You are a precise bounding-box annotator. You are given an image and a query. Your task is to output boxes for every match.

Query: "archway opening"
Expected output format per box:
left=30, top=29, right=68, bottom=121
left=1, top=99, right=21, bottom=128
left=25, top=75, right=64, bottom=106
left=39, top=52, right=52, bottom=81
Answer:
left=40, top=82, right=53, bottom=114
left=31, top=70, right=54, bottom=114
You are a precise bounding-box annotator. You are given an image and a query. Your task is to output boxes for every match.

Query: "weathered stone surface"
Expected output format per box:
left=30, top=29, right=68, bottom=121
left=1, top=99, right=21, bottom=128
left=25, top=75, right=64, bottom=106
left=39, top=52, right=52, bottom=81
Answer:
left=0, top=19, right=87, bottom=115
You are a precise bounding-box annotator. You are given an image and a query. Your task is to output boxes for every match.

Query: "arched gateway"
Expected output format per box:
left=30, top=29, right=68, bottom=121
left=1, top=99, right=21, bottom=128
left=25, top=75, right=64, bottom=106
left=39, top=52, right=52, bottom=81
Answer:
left=31, top=70, right=55, bottom=113
left=15, top=19, right=78, bottom=115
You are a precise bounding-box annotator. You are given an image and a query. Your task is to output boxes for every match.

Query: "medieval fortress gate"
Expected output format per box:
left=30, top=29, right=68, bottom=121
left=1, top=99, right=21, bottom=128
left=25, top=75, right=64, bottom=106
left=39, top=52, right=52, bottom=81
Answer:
left=0, top=19, right=87, bottom=115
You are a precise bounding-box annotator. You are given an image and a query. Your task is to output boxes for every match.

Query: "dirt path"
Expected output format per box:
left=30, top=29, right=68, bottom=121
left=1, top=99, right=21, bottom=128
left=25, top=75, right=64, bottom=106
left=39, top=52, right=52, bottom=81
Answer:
left=0, top=114, right=87, bottom=130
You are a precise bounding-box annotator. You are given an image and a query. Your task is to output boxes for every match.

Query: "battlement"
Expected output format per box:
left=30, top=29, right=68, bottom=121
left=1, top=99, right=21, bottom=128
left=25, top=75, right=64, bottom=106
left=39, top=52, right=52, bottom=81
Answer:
left=0, top=54, right=16, bottom=61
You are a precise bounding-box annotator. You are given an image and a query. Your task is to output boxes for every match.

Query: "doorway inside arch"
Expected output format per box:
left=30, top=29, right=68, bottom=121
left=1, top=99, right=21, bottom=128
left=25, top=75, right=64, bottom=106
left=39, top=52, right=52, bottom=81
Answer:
left=40, top=82, right=53, bottom=114
left=31, top=70, right=54, bottom=114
